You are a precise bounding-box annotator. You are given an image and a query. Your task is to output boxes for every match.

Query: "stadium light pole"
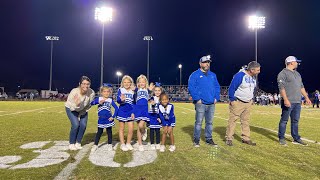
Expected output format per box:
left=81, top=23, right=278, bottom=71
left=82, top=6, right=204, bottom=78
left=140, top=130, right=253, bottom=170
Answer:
left=95, top=7, right=113, bottom=86
left=178, top=64, right=182, bottom=86
left=248, top=15, right=265, bottom=88
left=45, top=36, right=59, bottom=91
left=116, top=71, right=122, bottom=86
left=143, top=36, right=153, bottom=80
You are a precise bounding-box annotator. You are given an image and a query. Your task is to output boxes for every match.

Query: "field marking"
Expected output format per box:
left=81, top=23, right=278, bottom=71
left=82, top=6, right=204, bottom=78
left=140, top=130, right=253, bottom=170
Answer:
left=175, top=105, right=320, bottom=145
left=0, top=106, right=61, bottom=117
left=54, top=143, right=92, bottom=180
left=181, top=112, right=187, bottom=114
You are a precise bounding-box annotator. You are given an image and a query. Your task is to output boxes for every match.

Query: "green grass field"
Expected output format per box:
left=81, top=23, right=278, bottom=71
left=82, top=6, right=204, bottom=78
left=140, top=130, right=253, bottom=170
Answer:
left=0, top=101, right=320, bottom=179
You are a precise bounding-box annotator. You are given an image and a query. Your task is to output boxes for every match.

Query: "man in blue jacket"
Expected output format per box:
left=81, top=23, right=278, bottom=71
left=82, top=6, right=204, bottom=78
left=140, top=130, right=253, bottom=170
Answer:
left=188, top=55, right=220, bottom=147
left=226, top=61, right=260, bottom=146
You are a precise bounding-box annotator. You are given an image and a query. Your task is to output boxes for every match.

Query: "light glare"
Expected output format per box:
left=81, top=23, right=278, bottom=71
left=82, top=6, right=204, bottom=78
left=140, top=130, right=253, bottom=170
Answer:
left=95, top=7, right=113, bottom=23
left=248, top=16, right=265, bottom=29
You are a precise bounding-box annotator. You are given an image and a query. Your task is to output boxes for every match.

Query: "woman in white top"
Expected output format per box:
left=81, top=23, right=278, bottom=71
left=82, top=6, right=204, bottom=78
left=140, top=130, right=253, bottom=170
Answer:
left=65, top=76, right=95, bottom=150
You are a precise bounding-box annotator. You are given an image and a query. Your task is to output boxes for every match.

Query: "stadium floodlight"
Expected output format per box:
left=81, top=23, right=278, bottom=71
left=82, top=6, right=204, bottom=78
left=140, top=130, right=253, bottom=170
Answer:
left=248, top=15, right=265, bottom=88
left=143, top=36, right=153, bottom=80
left=116, top=71, right=122, bottom=86
left=178, top=64, right=182, bottom=85
left=45, top=36, right=59, bottom=91
left=95, top=7, right=113, bottom=86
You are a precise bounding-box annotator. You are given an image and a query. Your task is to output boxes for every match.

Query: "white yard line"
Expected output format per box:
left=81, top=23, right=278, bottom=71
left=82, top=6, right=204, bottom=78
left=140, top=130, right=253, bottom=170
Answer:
left=54, top=143, right=92, bottom=180
left=0, top=106, right=61, bottom=117
left=175, top=105, right=320, bottom=145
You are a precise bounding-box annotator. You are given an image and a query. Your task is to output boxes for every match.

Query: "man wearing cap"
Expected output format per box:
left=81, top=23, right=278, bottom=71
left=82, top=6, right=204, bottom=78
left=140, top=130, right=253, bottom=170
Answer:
left=277, top=56, right=311, bottom=146
left=188, top=55, right=220, bottom=147
left=225, top=61, right=260, bottom=146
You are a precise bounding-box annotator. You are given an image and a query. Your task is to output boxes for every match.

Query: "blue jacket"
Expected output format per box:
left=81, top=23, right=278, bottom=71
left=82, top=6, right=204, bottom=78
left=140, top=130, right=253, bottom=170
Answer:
left=188, top=69, right=220, bottom=104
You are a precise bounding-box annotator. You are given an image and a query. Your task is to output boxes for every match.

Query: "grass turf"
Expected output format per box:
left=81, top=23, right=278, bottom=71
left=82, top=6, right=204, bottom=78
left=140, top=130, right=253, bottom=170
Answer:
left=0, top=101, right=319, bottom=179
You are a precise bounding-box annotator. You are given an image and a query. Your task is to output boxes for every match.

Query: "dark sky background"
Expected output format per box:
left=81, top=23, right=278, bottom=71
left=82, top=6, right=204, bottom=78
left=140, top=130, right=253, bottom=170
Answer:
left=1, top=0, right=319, bottom=93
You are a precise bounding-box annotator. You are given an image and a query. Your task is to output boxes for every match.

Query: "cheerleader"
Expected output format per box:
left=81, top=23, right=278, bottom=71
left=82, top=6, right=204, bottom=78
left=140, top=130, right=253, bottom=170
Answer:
left=91, top=84, right=118, bottom=152
left=159, top=93, right=176, bottom=152
left=117, top=75, right=135, bottom=151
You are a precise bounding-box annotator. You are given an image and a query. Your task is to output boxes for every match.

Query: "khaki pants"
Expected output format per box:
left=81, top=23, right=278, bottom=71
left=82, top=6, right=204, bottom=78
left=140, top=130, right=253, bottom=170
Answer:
left=226, top=100, right=252, bottom=141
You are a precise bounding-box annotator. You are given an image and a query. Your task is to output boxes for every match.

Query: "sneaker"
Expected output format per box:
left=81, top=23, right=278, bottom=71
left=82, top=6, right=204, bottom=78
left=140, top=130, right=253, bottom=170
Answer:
left=279, top=139, right=287, bottom=146
left=150, top=144, right=156, bottom=150
left=169, top=145, right=176, bottom=152
left=106, top=144, right=113, bottom=151
left=193, top=141, right=200, bottom=148
left=120, top=144, right=129, bottom=151
left=292, top=139, right=308, bottom=146
left=206, top=139, right=218, bottom=147
left=159, top=145, right=165, bottom=152
left=225, top=140, right=233, bottom=146
left=91, top=145, right=98, bottom=152
left=242, top=140, right=256, bottom=146
left=155, top=144, right=161, bottom=150
left=142, top=128, right=148, bottom=141
left=69, top=144, right=77, bottom=151
left=126, top=143, right=134, bottom=150
left=138, top=145, right=144, bottom=151
left=75, top=142, right=83, bottom=149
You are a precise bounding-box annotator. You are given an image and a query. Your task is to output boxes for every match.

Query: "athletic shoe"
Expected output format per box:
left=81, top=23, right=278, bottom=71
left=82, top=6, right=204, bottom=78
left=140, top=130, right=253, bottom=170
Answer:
left=91, top=145, right=98, bottom=152
left=292, top=139, right=308, bottom=146
left=126, top=143, right=134, bottom=150
left=155, top=144, right=161, bottom=150
left=159, top=145, right=165, bottom=152
left=120, top=144, right=129, bottom=151
left=69, top=144, right=77, bottom=151
left=169, top=145, right=176, bottom=152
left=242, top=140, right=256, bottom=146
left=75, top=143, right=83, bottom=149
left=150, top=144, right=156, bottom=150
left=193, top=140, right=200, bottom=148
left=106, top=144, right=113, bottom=151
left=138, top=145, right=144, bottom=152
left=279, top=139, right=287, bottom=146
left=206, top=139, right=218, bottom=147
left=225, top=140, right=233, bottom=146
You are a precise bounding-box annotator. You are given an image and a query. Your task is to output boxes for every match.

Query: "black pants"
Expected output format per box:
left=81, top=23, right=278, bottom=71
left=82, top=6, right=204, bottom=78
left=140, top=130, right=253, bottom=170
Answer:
left=94, top=127, right=112, bottom=145
left=150, top=128, right=160, bottom=144
left=313, top=100, right=319, bottom=108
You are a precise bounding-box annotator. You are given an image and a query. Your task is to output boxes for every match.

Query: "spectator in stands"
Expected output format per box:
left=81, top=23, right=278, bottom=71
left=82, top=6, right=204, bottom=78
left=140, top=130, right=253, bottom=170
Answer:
left=29, top=92, right=34, bottom=101
left=226, top=61, right=260, bottom=146
left=65, top=76, right=95, bottom=150
left=274, top=93, right=279, bottom=105
left=188, top=55, right=220, bottom=147
left=313, top=90, right=319, bottom=108
left=277, top=56, right=311, bottom=146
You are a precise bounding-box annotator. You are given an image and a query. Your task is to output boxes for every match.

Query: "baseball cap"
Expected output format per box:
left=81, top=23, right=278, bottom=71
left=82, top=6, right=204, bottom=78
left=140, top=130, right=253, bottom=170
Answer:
left=285, top=56, right=302, bottom=63
left=199, top=55, right=212, bottom=63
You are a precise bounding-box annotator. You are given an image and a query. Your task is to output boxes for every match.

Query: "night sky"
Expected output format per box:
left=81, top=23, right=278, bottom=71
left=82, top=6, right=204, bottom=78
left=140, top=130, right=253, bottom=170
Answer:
left=1, top=0, right=319, bottom=93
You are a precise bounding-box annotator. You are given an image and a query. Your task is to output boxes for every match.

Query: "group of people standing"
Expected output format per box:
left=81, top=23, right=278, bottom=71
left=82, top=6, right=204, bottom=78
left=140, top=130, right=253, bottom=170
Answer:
left=65, top=75, right=176, bottom=152
left=188, top=55, right=311, bottom=147
left=64, top=54, right=312, bottom=153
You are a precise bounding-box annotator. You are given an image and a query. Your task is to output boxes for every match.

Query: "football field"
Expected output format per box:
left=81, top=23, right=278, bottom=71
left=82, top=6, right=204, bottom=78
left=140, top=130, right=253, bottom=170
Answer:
left=0, top=101, right=319, bottom=179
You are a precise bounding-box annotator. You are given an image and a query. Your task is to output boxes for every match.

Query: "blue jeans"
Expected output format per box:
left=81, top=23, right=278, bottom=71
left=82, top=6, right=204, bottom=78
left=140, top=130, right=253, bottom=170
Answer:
left=278, top=101, right=301, bottom=141
left=66, top=107, right=88, bottom=144
left=194, top=103, right=215, bottom=142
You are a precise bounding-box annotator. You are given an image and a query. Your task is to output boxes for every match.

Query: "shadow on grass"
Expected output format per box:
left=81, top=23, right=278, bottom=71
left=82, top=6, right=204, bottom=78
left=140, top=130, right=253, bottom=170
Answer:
left=214, top=126, right=241, bottom=142
left=250, top=126, right=279, bottom=142
left=182, top=125, right=221, bottom=143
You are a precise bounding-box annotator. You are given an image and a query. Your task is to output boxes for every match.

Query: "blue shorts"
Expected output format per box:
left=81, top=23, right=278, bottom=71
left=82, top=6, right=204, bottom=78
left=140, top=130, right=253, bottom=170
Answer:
left=134, top=105, right=149, bottom=122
